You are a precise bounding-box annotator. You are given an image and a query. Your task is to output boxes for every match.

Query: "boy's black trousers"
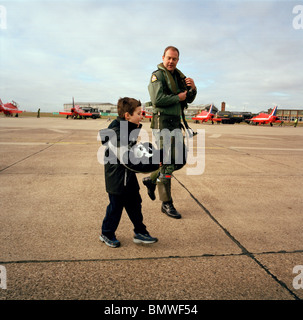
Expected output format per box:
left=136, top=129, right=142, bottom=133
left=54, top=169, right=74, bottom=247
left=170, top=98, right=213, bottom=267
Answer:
left=102, top=191, right=147, bottom=238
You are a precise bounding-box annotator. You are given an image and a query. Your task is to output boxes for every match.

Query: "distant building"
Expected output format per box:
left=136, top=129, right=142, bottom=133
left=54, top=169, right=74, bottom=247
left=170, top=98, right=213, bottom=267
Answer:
left=268, top=108, right=303, bottom=122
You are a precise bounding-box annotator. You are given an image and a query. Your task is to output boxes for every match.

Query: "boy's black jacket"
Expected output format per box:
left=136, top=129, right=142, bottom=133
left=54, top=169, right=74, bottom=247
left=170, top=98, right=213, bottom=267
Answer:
left=99, top=117, right=159, bottom=195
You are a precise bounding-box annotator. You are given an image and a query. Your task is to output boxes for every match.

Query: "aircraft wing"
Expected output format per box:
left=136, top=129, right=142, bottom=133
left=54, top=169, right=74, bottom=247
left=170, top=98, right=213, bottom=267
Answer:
left=78, top=112, right=92, bottom=116
left=192, top=116, right=206, bottom=120
left=59, top=111, right=93, bottom=116
left=59, top=112, right=73, bottom=115
left=250, top=119, right=268, bottom=122
left=2, top=107, right=22, bottom=113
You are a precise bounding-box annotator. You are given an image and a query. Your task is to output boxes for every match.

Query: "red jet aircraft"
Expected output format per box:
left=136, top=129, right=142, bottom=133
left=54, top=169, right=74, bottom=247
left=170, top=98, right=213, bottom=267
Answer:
left=0, top=99, right=23, bottom=116
left=60, top=98, right=93, bottom=119
left=142, top=110, right=153, bottom=119
left=192, top=104, right=220, bottom=123
left=248, top=106, right=281, bottom=126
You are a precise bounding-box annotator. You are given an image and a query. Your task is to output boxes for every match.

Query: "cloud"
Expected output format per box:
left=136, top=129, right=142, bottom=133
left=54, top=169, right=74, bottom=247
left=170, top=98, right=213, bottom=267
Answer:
left=0, top=0, right=302, bottom=113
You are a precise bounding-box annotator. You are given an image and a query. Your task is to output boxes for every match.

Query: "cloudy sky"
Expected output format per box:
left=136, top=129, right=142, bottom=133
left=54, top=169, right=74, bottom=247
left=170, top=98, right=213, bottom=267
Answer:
left=0, top=0, right=302, bottom=113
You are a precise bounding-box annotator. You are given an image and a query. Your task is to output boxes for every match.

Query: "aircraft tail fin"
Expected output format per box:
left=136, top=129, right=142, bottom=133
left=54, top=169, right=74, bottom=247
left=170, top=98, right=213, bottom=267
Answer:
left=271, top=106, right=277, bottom=116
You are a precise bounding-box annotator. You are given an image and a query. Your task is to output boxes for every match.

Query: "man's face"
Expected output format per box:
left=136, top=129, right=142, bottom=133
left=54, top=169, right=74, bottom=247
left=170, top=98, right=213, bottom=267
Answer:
left=162, top=49, right=179, bottom=72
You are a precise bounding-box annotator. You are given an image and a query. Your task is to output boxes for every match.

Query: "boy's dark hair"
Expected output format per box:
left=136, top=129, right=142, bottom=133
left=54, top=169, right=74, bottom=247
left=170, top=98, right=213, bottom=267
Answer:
left=117, top=97, right=141, bottom=118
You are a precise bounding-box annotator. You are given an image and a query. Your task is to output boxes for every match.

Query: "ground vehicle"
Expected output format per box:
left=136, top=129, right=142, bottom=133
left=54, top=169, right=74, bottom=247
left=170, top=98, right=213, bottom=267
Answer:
left=81, top=107, right=101, bottom=119
left=60, top=98, right=101, bottom=119
left=215, top=111, right=253, bottom=124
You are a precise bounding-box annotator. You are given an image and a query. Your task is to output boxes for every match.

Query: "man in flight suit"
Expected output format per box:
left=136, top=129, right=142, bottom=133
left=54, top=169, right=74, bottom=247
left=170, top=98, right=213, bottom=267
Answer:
left=143, top=46, right=197, bottom=219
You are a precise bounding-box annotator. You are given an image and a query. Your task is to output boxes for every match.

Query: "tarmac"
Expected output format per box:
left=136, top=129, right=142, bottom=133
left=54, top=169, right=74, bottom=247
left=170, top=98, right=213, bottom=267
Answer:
left=0, top=116, right=303, bottom=301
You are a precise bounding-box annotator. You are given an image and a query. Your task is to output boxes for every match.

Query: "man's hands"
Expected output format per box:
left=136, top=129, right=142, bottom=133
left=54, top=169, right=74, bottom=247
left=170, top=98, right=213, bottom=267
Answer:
left=185, top=77, right=196, bottom=90
left=178, top=77, right=196, bottom=101
left=178, top=91, right=187, bottom=101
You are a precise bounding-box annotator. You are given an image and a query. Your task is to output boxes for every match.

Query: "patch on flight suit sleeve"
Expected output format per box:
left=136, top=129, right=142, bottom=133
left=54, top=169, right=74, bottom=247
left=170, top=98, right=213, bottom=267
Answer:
left=151, top=74, right=158, bottom=82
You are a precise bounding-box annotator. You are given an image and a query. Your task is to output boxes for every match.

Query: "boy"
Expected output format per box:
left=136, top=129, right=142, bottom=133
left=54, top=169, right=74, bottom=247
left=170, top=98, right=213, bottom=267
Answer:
left=99, top=97, right=159, bottom=248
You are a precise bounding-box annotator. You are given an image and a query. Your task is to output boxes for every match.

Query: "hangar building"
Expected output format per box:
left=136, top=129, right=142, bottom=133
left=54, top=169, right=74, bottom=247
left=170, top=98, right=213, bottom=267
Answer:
left=270, top=108, right=303, bottom=122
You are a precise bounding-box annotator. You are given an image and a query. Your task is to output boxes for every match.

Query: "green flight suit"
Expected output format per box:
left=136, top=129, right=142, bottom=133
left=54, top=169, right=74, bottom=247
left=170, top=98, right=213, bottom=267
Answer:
left=148, top=63, right=197, bottom=202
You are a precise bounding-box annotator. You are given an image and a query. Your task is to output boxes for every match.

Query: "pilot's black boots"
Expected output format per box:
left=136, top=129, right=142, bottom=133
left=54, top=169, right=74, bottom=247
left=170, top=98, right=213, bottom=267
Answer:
left=142, top=177, right=156, bottom=200
left=161, top=201, right=182, bottom=219
left=157, top=174, right=182, bottom=219
left=143, top=174, right=182, bottom=219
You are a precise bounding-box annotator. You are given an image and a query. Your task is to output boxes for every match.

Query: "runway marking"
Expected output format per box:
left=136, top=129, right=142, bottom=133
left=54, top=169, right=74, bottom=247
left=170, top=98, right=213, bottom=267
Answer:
left=0, top=134, right=76, bottom=173
left=49, top=129, right=69, bottom=134
left=0, top=141, right=97, bottom=145
left=189, top=146, right=224, bottom=149
left=209, top=134, right=222, bottom=138
left=1, top=249, right=303, bottom=265
left=54, top=141, right=97, bottom=145
left=0, top=142, right=49, bottom=146
left=230, top=146, right=303, bottom=151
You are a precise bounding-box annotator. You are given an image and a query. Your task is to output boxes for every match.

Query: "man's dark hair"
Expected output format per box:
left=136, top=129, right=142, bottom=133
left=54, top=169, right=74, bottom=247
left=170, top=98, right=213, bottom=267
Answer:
left=117, top=97, right=141, bottom=118
left=163, top=46, right=179, bottom=57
